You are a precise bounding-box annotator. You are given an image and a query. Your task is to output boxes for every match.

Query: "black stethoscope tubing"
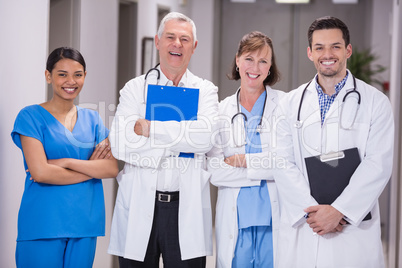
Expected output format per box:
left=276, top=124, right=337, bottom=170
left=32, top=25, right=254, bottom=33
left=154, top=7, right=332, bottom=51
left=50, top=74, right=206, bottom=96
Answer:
left=231, top=87, right=267, bottom=131
left=296, top=75, right=359, bottom=124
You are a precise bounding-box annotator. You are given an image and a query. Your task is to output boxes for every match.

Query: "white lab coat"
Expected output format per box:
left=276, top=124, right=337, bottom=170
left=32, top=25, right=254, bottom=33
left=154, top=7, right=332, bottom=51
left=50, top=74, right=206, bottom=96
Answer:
left=107, top=68, right=219, bottom=261
left=207, top=87, right=284, bottom=268
left=272, top=71, right=394, bottom=268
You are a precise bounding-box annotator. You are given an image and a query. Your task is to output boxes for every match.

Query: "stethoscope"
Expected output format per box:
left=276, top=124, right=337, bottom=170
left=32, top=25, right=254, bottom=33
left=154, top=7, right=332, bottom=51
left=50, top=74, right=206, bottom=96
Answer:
left=231, top=87, right=267, bottom=147
left=294, top=75, right=360, bottom=130
left=143, top=63, right=161, bottom=103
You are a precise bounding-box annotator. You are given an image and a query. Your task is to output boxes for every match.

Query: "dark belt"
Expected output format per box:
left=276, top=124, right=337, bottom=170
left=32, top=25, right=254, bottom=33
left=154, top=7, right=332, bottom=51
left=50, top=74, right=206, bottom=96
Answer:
left=155, top=191, right=179, bottom=202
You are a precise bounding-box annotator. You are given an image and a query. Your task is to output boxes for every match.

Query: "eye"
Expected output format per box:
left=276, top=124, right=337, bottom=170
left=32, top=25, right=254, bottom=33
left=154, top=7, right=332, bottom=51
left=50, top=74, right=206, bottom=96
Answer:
left=245, top=57, right=253, bottom=61
left=181, top=38, right=189, bottom=42
left=75, top=73, right=83, bottom=78
left=58, top=73, right=67, bottom=77
left=260, top=60, right=268, bottom=64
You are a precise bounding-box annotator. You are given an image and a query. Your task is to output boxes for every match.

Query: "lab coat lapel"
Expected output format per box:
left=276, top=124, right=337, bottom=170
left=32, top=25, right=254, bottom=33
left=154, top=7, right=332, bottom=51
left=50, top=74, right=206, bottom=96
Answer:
left=300, top=81, right=322, bottom=156
left=263, top=86, right=276, bottom=123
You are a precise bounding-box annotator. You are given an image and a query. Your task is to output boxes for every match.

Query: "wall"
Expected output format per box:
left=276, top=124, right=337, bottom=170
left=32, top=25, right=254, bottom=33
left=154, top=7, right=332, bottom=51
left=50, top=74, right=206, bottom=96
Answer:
left=0, top=1, right=49, bottom=267
left=388, top=0, right=402, bottom=266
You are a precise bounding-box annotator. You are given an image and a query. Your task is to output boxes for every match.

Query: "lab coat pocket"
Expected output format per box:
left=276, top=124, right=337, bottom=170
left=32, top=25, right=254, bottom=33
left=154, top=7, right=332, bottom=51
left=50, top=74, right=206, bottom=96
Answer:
left=200, top=168, right=212, bottom=208
left=115, top=170, right=135, bottom=210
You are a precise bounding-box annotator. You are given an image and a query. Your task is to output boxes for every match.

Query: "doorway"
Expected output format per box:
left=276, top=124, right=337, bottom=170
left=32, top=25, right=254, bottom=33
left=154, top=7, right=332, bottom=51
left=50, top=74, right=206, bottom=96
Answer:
left=48, top=0, right=81, bottom=102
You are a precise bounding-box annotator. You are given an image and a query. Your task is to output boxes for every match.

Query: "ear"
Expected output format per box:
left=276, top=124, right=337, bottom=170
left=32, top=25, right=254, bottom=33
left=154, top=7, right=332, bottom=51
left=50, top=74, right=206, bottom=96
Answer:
left=235, top=56, right=240, bottom=69
left=346, top=44, right=352, bottom=59
left=307, top=46, right=313, bottom=62
left=155, top=34, right=160, bottom=50
left=45, top=70, right=51, bottom=84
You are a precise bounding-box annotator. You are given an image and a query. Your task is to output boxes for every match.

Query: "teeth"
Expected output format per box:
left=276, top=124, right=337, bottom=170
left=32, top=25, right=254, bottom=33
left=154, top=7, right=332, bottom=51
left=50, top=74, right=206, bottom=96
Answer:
left=64, top=88, right=75, bottom=92
left=247, top=73, right=259, bottom=79
left=322, top=61, right=335, bottom=65
left=170, top=52, right=182, bottom=56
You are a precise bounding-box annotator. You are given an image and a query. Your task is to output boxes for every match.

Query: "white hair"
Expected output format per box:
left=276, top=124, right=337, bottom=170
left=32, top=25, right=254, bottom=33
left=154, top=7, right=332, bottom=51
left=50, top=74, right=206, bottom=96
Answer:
left=157, top=12, right=197, bottom=46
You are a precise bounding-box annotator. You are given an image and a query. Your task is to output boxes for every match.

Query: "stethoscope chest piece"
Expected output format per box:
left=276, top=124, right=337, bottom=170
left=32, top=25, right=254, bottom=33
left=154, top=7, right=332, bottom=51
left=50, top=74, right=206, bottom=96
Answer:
left=294, top=121, right=303, bottom=129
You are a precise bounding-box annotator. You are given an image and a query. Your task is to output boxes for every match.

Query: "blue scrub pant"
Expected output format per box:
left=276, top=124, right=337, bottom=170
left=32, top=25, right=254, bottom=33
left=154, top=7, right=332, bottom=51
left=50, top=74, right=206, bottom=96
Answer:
left=16, top=237, right=97, bottom=268
left=232, top=226, right=273, bottom=268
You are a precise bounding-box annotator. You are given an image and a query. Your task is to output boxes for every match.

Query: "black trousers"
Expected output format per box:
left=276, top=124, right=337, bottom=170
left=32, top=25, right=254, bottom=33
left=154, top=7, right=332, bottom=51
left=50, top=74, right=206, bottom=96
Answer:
left=119, top=194, right=206, bottom=268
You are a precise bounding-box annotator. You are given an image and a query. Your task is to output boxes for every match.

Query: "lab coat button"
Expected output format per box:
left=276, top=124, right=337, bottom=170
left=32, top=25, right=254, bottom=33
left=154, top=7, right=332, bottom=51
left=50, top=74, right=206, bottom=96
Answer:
left=229, top=235, right=233, bottom=239
left=232, top=207, right=235, bottom=212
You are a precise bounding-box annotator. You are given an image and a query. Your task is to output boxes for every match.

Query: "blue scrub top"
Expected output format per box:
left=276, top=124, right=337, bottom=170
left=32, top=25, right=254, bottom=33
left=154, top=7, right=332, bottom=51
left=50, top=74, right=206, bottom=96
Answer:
left=237, top=91, right=272, bottom=229
left=11, top=105, right=109, bottom=241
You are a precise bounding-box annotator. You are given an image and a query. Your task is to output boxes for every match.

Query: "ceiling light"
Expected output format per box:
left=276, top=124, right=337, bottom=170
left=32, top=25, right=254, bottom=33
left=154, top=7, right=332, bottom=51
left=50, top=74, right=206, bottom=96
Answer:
left=275, top=0, right=310, bottom=3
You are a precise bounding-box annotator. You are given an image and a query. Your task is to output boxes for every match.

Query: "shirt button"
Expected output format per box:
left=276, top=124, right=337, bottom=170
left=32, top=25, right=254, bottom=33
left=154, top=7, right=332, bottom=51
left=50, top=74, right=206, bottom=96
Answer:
left=232, top=207, right=236, bottom=212
left=229, top=235, right=233, bottom=239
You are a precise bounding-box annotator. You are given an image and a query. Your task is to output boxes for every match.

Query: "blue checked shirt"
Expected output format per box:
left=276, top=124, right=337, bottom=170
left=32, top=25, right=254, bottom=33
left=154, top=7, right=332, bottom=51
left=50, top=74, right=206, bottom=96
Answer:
left=316, top=73, right=348, bottom=125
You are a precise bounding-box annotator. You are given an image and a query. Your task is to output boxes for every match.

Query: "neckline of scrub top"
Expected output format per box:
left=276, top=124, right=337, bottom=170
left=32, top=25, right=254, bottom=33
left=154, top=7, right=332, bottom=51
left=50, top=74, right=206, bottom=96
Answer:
left=36, top=104, right=80, bottom=134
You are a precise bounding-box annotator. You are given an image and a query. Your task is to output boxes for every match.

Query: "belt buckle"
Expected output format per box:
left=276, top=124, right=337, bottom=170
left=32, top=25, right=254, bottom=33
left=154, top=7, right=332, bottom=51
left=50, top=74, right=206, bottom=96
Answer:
left=158, top=193, right=171, bottom=202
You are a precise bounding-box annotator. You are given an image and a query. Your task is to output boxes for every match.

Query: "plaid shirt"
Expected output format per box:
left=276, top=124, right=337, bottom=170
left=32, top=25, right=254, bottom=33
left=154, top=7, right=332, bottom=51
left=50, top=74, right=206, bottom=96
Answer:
left=316, top=73, right=348, bottom=125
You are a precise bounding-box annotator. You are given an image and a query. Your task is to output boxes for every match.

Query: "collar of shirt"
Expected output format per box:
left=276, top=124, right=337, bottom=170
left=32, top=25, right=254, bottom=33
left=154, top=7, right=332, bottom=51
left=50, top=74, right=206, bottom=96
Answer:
left=158, top=66, right=188, bottom=87
left=315, top=73, right=348, bottom=125
left=315, top=72, right=348, bottom=97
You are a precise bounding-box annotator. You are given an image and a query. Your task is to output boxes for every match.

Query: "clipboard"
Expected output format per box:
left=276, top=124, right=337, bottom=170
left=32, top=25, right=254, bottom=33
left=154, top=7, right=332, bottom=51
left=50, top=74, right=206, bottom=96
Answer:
left=145, top=84, right=199, bottom=158
left=305, top=147, right=371, bottom=221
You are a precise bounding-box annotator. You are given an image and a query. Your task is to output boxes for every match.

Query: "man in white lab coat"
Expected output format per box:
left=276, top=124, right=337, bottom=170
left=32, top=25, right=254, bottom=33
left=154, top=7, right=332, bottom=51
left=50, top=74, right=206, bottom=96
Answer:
left=271, top=16, right=394, bottom=268
left=107, top=12, right=218, bottom=268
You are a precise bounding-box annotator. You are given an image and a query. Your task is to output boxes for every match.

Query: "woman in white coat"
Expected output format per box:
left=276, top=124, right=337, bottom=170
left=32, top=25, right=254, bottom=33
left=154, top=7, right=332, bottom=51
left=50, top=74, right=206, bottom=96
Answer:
left=208, top=31, right=283, bottom=268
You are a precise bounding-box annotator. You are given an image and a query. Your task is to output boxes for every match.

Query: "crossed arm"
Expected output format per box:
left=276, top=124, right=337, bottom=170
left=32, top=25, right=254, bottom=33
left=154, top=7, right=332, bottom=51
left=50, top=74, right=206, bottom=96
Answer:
left=21, top=135, right=119, bottom=185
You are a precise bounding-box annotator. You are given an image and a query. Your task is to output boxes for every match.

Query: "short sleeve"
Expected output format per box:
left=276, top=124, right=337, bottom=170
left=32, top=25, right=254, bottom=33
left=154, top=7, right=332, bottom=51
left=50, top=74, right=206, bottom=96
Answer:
left=82, top=108, right=109, bottom=145
left=95, top=114, right=109, bottom=145
left=11, top=106, right=44, bottom=150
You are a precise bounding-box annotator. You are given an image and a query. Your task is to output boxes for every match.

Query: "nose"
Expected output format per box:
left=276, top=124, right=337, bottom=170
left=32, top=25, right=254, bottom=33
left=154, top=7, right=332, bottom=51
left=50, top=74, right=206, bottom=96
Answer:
left=323, top=47, right=333, bottom=58
left=66, top=75, right=76, bottom=85
left=173, top=37, right=182, bottom=47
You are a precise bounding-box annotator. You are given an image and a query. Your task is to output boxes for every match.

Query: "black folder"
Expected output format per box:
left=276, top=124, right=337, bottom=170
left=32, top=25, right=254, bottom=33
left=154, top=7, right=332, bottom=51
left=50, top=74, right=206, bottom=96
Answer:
left=305, top=147, right=371, bottom=221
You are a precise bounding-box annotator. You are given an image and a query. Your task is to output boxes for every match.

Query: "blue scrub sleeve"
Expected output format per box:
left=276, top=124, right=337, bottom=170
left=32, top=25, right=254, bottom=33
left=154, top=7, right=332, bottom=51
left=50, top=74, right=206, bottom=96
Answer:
left=11, top=107, right=44, bottom=149
left=94, top=112, right=109, bottom=145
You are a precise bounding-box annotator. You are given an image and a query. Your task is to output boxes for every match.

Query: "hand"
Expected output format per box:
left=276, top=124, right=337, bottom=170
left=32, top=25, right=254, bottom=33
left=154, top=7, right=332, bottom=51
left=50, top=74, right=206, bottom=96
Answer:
left=224, top=154, right=247, bottom=168
left=134, top=119, right=151, bottom=137
left=90, top=140, right=112, bottom=160
left=304, top=205, right=346, bottom=235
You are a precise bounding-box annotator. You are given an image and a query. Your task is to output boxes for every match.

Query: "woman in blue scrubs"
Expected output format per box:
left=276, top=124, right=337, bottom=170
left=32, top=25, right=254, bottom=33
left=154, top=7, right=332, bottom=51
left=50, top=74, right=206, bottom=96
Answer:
left=11, top=47, right=119, bottom=268
left=208, top=32, right=283, bottom=267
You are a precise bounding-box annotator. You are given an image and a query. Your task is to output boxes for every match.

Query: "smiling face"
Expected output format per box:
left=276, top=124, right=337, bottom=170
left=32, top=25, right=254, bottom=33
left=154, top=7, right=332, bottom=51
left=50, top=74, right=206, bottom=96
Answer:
left=45, top=58, right=86, bottom=102
left=307, top=28, right=352, bottom=80
left=155, top=19, right=197, bottom=75
left=236, top=45, right=272, bottom=92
